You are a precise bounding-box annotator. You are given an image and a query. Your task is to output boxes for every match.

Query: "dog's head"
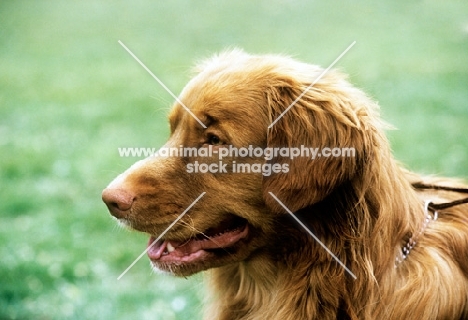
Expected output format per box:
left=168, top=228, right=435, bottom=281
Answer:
left=102, top=50, right=383, bottom=276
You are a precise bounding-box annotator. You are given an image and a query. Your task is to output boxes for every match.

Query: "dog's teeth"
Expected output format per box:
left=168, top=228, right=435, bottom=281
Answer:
left=167, top=242, right=175, bottom=253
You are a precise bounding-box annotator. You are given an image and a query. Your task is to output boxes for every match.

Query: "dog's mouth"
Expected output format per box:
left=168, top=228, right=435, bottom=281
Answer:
left=147, top=215, right=249, bottom=264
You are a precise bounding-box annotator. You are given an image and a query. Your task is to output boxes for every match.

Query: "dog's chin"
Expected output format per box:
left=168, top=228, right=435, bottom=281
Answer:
left=146, top=215, right=254, bottom=277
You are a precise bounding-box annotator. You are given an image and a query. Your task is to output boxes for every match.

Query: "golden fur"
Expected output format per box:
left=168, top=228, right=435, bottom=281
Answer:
left=102, top=50, right=468, bottom=319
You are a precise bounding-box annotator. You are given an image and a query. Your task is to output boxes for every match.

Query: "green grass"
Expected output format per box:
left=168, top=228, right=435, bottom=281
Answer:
left=1, top=1, right=467, bottom=319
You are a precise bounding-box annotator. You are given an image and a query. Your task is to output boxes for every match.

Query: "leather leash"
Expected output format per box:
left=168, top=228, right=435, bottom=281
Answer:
left=411, top=182, right=468, bottom=211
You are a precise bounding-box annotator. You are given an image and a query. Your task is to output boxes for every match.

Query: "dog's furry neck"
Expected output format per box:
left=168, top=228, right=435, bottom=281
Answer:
left=205, top=157, right=425, bottom=319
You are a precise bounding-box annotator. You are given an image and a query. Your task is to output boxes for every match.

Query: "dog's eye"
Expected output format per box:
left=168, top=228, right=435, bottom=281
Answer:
left=207, top=134, right=222, bottom=145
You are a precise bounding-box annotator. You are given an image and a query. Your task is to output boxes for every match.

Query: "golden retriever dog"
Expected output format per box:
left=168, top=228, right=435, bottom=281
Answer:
left=102, top=49, right=468, bottom=319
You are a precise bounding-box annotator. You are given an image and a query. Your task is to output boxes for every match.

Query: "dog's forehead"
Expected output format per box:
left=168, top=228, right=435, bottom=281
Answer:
left=171, top=74, right=268, bottom=127
left=167, top=50, right=328, bottom=133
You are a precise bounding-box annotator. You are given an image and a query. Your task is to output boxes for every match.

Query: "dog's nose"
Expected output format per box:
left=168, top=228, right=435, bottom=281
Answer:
left=102, top=188, right=135, bottom=218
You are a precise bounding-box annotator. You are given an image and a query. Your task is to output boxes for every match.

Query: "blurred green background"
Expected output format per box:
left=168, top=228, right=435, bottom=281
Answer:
left=1, top=1, right=467, bottom=319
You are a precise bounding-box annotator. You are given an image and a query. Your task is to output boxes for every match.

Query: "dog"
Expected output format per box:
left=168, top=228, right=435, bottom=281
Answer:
left=102, top=49, right=468, bottom=319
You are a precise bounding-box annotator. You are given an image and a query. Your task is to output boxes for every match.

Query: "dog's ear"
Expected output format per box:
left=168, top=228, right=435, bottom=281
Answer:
left=262, top=68, right=383, bottom=213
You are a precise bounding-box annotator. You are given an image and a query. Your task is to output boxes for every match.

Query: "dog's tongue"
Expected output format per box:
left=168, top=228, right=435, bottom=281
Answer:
left=146, top=238, right=168, bottom=260
left=146, top=225, right=248, bottom=261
